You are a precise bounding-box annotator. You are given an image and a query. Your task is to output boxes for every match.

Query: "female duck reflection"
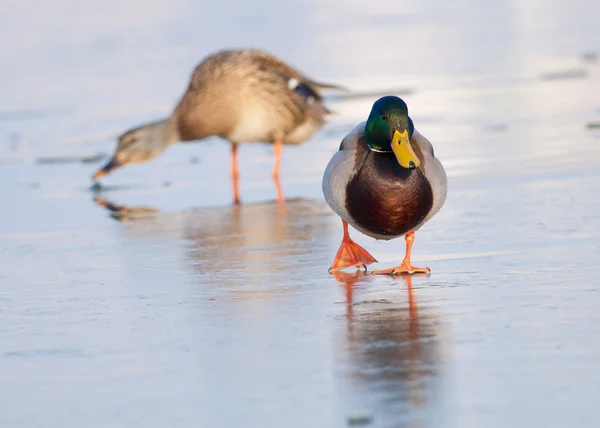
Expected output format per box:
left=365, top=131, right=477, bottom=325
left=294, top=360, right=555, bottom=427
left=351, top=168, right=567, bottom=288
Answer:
left=93, top=195, right=332, bottom=282
left=332, top=272, right=448, bottom=422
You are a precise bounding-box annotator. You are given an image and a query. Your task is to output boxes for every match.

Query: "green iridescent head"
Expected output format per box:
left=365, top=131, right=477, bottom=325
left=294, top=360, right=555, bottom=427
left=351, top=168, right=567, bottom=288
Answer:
left=364, top=96, right=420, bottom=169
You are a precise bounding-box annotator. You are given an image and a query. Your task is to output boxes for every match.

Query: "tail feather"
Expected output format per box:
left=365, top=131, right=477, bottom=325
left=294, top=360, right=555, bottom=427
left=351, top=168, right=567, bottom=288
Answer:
left=323, top=105, right=336, bottom=115
left=307, top=80, right=348, bottom=116
left=309, top=80, right=349, bottom=92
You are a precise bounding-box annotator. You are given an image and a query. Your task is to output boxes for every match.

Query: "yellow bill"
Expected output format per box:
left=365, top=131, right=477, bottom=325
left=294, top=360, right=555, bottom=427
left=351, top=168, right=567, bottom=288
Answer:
left=391, top=129, right=420, bottom=170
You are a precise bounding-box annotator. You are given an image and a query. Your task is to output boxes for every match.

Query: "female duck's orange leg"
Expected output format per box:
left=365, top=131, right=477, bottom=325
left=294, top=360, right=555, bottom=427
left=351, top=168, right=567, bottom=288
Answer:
left=272, top=140, right=283, bottom=178
left=272, top=141, right=284, bottom=203
left=231, top=143, right=241, bottom=205
left=373, top=231, right=430, bottom=275
left=329, top=220, right=378, bottom=272
left=274, top=176, right=284, bottom=205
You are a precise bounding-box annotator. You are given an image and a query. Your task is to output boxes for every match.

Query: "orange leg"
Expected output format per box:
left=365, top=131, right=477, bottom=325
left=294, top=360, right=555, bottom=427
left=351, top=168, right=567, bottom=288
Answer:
left=272, top=140, right=282, bottom=178
left=274, top=176, right=285, bottom=205
left=231, top=143, right=240, bottom=204
left=272, top=141, right=284, bottom=203
left=373, top=231, right=430, bottom=275
left=231, top=143, right=240, bottom=178
left=329, top=220, right=378, bottom=272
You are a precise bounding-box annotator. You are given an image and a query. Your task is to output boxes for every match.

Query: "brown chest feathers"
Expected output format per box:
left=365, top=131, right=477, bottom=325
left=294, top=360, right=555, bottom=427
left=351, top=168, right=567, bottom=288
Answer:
left=345, top=150, right=434, bottom=237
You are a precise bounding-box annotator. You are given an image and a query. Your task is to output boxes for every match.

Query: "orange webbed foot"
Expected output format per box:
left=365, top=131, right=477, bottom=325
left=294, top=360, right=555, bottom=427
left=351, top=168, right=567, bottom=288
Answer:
left=329, top=238, right=378, bottom=272
left=372, top=264, right=430, bottom=276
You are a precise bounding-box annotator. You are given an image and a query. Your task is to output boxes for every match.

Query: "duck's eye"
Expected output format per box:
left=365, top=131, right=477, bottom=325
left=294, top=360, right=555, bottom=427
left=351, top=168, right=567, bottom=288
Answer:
left=381, top=113, right=388, bottom=121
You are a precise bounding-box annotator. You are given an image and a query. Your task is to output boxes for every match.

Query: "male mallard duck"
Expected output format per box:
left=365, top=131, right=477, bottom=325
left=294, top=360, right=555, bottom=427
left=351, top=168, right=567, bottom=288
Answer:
left=93, top=49, right=342, bottom=203
left=322, top=96, right=447, bottom=275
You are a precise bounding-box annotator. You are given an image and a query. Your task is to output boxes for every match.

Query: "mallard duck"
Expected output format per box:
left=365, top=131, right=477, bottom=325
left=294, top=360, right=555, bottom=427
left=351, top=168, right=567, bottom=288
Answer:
left=92, top=49, right=343, bottom=203
left=322, top=96, right=447, bottom=275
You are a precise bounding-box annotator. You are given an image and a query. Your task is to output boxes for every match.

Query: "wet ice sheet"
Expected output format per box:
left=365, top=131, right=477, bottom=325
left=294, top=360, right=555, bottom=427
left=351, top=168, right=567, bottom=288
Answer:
left=3, top=166, right=600, bottom=427
left=2, top=0, right=600, bottom=427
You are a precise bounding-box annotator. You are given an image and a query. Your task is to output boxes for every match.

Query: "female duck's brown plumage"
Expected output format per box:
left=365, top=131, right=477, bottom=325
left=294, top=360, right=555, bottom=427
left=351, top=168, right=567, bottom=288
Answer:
left=93, top=49, right=343, bottom=203
left=322, top=96, right=447, bottom=275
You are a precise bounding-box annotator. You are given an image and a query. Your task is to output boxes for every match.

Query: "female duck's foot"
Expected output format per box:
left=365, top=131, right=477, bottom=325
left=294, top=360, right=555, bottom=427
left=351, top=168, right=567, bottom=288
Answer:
left=329, top=220, right=377, bottom=272
left=232, top=178, right=241, bottom=205
left=372, top=264, right=430, bottom=275
left=273, top=174, right=285, bottom=204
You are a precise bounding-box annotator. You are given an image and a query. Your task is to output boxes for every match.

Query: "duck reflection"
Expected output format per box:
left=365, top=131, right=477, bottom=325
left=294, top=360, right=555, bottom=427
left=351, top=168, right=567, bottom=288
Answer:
left=93, top=195, right=334, bottom=288
left=332, top=272, right=445, bottom=424
left=94, top=196, right=159, bottom=221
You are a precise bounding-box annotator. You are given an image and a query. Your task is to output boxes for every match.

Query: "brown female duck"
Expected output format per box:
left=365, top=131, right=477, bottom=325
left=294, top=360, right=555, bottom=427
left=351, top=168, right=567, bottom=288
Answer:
left=93, top=49, right=342, bottom=203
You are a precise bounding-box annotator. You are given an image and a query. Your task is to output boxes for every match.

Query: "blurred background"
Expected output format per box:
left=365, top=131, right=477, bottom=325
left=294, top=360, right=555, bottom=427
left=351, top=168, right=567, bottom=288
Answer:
left=1, top=0, right=600, bottom=427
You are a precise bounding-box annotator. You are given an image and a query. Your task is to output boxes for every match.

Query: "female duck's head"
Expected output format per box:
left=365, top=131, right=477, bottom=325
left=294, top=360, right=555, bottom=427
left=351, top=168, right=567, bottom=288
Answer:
left=364, top=96, right=420, bottom=170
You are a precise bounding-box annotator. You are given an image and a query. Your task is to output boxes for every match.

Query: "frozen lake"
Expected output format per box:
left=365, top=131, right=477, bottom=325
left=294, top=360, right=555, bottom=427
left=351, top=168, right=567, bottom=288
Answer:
left=1, top=0, right=600, bottom=426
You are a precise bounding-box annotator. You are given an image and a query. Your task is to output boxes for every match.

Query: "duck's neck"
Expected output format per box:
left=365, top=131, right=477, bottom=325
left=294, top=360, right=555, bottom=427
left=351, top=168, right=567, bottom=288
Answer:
left=141, top=117, right=181, bottom=145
